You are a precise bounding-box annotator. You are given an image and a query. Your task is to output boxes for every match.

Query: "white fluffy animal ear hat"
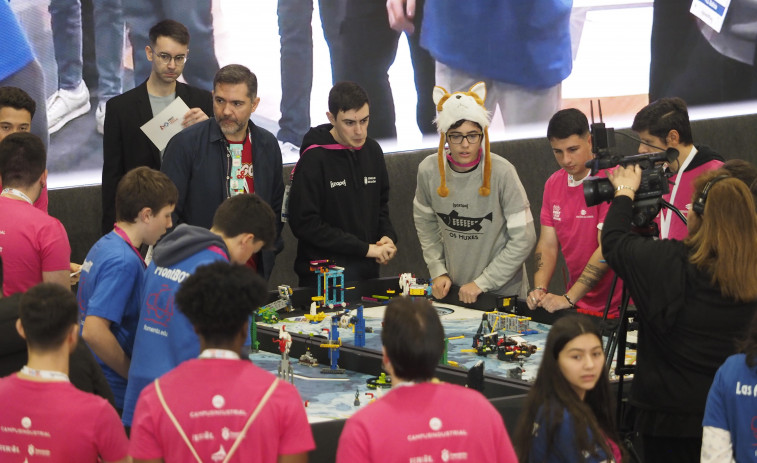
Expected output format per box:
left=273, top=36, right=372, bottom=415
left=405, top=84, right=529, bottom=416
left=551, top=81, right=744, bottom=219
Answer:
left=433, top=81, right=492, bottom=197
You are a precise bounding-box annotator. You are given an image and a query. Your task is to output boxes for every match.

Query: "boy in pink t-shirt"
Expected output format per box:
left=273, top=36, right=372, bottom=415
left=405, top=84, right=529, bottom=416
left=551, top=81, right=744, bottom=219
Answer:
left=528, top=109, right=622, bottom=317
left=0, top=132, right=70, bottom=296
left=336, top=297, right=517, bottom=463
left=130, top=262, right=314, bottom=462
left=0, top=283, right=129, bottom=462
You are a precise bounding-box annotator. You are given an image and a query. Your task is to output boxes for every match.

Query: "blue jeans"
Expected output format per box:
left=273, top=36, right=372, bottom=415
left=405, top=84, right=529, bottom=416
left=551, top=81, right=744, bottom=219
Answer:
left=124, top=0, right=219, bottom=91
left=48, top=0, right=124, bottom=100
left=277, top=0, right=313, bottom=146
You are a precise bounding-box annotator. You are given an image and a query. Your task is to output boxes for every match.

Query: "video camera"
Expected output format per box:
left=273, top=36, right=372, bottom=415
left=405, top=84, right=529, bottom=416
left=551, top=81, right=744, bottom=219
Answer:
left=581, top=104, right=679, bottom=228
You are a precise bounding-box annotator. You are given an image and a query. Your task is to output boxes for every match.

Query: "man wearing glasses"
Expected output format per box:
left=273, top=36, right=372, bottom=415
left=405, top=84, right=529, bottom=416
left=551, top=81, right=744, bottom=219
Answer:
left=413, top=83, right=535, bottom=304
left=101, top=20, right=213, bottom=235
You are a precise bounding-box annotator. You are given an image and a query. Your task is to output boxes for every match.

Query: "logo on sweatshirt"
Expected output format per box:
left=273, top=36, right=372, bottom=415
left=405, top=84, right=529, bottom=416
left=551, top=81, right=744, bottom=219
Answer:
left=145, top=284, right=174, bottom=327
left=436, top=210, right=492, bottom=232
left=330, top=179, right=347, bottom=188
left=364, top=176, right=376, bottom=185
left=552, top=204, right=561, bottom=221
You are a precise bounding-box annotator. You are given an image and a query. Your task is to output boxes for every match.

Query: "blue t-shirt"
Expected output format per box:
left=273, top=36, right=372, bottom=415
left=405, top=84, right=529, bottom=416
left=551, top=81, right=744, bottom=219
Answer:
left=121, top=247, right=228, bottom=426
left=0, top=1, right=34, bottom=81
left=77, top=231, right=145, bottom=409
left=703, top=353, right=757, bottom=462
left=529, top=406, right=613, bottom=463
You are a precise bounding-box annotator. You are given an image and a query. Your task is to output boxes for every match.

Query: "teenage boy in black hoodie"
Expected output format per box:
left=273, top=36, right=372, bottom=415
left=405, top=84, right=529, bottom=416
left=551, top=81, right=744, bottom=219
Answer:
left=288, top=81, right=397, bottom=286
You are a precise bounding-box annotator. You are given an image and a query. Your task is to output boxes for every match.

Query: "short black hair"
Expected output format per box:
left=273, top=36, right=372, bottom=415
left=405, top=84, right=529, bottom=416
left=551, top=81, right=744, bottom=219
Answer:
left=149, top=19, right=190, bottom=46
left=448, top=119, right=482, bottom=132
left=0, top=86, right=36, bottom=117
left=328, top=81, right=369, bottom=116
left=547, top=108, right=589, bottom=140
left=116, top=167, right=178, bottom=222
left=176, top=262, right=267, bottom=345
left=381, top=297, right=444, bottom=381
left=213, top=64, right=258, bottom=99
left=632, top=97, right=694, bottom=145
left=19, top=284, right=78, bottom=351
left=212, top=194, right=276, bottom=249
left=0, top=132, right=46, bottom=188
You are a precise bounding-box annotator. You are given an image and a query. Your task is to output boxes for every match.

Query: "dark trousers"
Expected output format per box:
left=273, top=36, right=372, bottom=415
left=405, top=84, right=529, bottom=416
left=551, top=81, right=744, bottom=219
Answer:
left=318, top=0, right=436, bottom=139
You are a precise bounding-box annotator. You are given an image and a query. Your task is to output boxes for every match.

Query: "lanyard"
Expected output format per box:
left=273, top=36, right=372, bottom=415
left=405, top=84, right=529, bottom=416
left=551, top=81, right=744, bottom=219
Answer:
left=1, top=188, right=33, bottom=205
left=660, top=146, right=697, bottom=239
left=20, top=366, right=70, bottom=382
left=113, top=224, right=146, bottom=268
left=227, top=131, right=253, bottom=197
left=198, top=349, right=239, bottom=360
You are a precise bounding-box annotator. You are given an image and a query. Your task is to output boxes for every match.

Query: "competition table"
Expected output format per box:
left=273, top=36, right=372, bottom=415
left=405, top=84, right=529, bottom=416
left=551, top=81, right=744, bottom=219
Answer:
left=251, top=277, right=622, bottom=462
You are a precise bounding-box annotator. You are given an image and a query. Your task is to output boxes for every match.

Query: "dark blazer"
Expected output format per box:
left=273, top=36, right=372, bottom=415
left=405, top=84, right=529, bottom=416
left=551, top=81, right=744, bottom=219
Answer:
left=100, top=80, right=213, bottom=234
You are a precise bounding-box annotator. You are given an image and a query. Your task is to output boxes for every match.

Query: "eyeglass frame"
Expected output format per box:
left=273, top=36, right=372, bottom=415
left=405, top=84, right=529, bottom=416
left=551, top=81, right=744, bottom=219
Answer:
left=149, top=46, right=188, bottom=66
left=447, top=133, right=483, bottom=144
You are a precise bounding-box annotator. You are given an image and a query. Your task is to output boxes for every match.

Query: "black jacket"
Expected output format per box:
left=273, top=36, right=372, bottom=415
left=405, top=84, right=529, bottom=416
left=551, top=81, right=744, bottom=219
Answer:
left=288, top=124, right=397, bottom=285
left=602, top=195, right=757, bottom=436
left=101, top=80, right=213, bottom=234
left=160, top=118, right=284, bottom=279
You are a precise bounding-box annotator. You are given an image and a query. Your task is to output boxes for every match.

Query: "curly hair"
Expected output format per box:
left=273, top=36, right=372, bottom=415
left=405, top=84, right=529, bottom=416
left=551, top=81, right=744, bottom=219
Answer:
left=176, top=262, right=268, bottom=346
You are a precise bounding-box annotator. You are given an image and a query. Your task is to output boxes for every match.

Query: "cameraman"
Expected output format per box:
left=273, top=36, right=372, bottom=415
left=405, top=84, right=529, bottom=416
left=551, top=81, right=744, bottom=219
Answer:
left=632, top=97, right=723, bottom=240
left=602, top=164, right=757, bottom=463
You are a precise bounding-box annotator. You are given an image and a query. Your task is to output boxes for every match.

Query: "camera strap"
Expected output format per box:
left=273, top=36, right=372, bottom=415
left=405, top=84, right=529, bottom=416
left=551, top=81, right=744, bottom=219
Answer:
left=660, top=146, right=697, bottom=238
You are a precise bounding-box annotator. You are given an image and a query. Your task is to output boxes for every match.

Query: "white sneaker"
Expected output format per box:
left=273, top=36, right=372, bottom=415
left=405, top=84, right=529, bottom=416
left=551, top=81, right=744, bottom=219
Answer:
left=278, top=141, right=300, bottom=164
left=95, top=101, right=106, bottom=135
left=47, top=80, right=91, bottom=134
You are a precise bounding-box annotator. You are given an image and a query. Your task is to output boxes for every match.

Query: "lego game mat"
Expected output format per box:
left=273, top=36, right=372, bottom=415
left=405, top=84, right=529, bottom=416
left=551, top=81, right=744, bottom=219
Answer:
left=261, top=303, right=550, bottom=383
left=256, top=303, right=635, bottom=422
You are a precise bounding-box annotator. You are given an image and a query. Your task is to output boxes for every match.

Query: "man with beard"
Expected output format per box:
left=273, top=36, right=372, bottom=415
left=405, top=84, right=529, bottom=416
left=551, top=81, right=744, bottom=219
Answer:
left=161, top=64, right=284, bottom=279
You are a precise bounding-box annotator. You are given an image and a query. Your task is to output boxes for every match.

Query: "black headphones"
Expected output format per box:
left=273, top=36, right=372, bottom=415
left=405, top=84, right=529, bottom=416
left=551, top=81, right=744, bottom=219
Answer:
left=692, top=175, right=730, bottom=215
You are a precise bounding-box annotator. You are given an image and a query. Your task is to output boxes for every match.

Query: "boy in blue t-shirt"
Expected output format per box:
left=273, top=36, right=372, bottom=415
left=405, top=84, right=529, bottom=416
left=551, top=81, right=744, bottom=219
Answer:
left=121, top=193, right=277, bottom=426
left=77, top=167, right=178, bottom=412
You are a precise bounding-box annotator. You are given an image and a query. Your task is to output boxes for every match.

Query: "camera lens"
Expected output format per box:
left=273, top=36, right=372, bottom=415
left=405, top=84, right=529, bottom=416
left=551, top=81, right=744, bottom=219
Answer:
left=583, top=177, right=614, bottom=207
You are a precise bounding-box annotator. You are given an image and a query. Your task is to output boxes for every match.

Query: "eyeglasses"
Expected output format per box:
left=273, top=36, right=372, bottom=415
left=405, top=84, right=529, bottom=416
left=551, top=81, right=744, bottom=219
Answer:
left=447, top=133, right=482, bottom=144
left=150, top=47, right=187, bottom=65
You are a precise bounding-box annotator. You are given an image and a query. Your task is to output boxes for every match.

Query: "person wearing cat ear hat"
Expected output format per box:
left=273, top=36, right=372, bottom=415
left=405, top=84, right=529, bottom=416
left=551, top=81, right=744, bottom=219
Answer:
left=413, top=82, right=535, bottom=304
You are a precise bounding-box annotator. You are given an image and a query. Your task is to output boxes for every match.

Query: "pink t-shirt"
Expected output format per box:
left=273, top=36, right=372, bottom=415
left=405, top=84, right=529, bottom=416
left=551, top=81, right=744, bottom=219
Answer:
left=336, top=382, right=517, bottom=463
left=657, top=158, right=724, bottom=241
left=0, top=180, right=47, bottom=213
left=0, top=374, right=129, bottom=462
left=0, top=196, right=70, bottom=296
left=130, top=358, right=315, bottom=462
left=541, top=170, right=622, bottom=316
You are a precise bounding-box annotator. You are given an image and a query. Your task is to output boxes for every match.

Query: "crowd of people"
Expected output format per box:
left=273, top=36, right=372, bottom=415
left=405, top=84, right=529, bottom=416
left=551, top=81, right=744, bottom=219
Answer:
left=0, top=10, right=756, bottom=462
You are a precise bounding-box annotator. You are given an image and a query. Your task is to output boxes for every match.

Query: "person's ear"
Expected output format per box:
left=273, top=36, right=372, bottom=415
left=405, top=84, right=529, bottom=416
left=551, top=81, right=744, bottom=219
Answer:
left=139, top=207, right=154, bottom=224
left=666, top=130, right=680, bottom=146
left=68, top=324, right=79, bottom=350
left=145, top=45, right=153, bottom=62
left=326, top=111, right=336, bottom=125
left=251, top=97, right=260, bottom=113
left=15, top=319, right=26, bottom=340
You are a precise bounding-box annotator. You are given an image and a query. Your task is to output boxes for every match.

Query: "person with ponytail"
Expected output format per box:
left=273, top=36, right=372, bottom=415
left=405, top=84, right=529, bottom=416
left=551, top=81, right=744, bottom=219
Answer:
left=602, top=165, right=757, bottom=462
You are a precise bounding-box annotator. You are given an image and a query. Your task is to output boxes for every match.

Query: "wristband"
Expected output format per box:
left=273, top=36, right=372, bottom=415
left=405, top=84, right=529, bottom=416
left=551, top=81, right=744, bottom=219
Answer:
left=615, top=185, right=636, bottom=193
left=533, top=287, right=547, bottom=292
left=564, top=293, right=576, bottom=308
